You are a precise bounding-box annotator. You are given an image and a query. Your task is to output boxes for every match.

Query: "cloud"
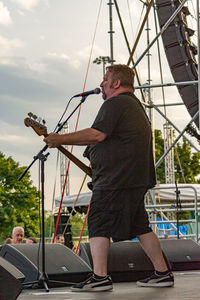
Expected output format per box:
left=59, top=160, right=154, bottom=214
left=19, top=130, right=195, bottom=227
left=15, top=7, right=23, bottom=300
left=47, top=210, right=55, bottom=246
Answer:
left=0, top=2, right=12, bottom=25
left=11, top=0, right=41, bottom=11
left=0, top=64, right=62, bottom=104
left=0, top=35, right=25, bottom=62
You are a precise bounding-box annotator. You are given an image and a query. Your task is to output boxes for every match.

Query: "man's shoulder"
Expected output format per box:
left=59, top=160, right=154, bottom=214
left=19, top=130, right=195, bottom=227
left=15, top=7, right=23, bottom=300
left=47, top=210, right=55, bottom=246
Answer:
left=106, top=93, right=141, bottom=108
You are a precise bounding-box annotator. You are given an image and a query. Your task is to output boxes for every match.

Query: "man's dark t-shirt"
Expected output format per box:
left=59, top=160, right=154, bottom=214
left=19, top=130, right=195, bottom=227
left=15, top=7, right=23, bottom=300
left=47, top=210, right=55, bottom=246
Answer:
left=85, top=92, right=156, bottom=190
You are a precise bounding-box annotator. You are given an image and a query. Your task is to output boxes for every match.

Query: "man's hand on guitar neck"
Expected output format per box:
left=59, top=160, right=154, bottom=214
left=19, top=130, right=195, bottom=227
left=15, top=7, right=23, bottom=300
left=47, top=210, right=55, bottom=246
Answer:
left=43, top=128, right=106, bottom=148
left=43, top=133, right=64, bottom=148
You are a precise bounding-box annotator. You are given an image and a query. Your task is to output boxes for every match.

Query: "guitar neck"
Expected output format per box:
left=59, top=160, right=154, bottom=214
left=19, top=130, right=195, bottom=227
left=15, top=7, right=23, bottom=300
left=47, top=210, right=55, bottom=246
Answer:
left=23, top=116, right=92, bottom=177
left=57, top=145, right=92, bottom=178
left=195, top=133, right=200, bottom=140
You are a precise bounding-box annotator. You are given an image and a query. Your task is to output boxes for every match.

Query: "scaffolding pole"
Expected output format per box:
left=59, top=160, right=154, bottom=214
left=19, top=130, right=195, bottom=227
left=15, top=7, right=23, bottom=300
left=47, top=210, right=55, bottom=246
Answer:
left=133, top=0, right=188, bottom=68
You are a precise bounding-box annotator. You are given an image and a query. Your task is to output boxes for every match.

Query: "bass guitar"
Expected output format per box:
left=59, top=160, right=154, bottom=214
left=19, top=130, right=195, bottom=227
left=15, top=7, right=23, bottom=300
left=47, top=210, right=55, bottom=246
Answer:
left=24, top=113, right=92, bottom=177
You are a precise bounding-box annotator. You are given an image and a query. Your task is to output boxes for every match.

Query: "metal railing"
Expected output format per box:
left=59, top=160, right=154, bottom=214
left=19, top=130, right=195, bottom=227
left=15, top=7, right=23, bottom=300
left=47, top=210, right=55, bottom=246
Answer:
left=147, top=185, right=199, bottom=242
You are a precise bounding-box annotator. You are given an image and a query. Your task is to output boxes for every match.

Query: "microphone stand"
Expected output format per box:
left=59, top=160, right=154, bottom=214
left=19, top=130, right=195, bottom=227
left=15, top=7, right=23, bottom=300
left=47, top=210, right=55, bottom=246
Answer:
left=175, top=181, right=182, bottom=239
left=18, top=95, right=87, bottom=291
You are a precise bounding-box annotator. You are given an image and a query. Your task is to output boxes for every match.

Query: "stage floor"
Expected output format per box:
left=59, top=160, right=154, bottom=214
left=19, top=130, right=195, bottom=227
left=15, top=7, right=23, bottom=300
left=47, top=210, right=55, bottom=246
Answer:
left=18, top=271, right=200, bottom=300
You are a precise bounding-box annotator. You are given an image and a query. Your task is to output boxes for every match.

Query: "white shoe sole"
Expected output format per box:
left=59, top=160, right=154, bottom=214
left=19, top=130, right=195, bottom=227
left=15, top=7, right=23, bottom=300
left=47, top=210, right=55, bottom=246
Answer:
left=136, top=281, right=174, bottom=287
left=71, top=285, right=113, bottom=292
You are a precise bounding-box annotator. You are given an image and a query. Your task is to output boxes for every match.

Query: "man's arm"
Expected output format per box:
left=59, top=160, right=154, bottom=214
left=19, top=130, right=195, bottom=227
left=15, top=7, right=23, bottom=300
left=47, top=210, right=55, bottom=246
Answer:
left=43, top=128, right=106, bottom=148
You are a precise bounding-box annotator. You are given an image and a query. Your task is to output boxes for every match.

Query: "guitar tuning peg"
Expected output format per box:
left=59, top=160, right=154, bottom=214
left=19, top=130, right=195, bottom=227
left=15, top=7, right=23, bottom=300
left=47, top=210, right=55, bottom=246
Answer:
left=28, top=112, right=33, bottom=118
left=32, top=114, right=37, bottom=120
left=42, top=119, right=46, bottom=125
left=37, top=117, right=42, bottom=123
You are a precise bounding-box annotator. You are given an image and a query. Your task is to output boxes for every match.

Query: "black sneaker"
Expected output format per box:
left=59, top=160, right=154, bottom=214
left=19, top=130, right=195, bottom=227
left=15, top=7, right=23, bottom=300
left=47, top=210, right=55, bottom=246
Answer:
left=71, top=274, right=113, bottom=292
left=136, top=271, right=174, bottom=287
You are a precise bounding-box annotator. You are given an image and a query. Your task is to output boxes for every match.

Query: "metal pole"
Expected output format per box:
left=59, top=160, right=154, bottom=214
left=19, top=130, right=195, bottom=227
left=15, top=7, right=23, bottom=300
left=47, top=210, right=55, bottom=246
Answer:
left=146, top=7, right=152, bottom=119
left=152, top=185, right=199, bottom=241
left=155, top=111, right=199, bottom=169
left=196, top=0, right=200, bottom=243
left=150, top=104, right=200, bottom=153
left=197, top=0, right=200, bottom=128
left=135, top=80, right=198, bottom=89
left=113, top=0, right=146, bottom=102
left=133, top=0, right=188, bottom=68
left=127, top=0, right=154, bottom=66
left=151, top=102, right=184, bottom=107
left=108, top=0, right=114, bottom=64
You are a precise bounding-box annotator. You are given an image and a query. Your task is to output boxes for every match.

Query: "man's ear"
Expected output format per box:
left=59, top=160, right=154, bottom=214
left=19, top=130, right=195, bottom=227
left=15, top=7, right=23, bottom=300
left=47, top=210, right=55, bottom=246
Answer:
left=113, top=79, right=121, bottom=89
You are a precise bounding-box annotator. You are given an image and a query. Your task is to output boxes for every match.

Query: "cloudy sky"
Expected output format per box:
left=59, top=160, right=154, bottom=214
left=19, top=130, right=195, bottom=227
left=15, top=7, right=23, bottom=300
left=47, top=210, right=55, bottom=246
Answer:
left=0, top=0, right=198, bottom=210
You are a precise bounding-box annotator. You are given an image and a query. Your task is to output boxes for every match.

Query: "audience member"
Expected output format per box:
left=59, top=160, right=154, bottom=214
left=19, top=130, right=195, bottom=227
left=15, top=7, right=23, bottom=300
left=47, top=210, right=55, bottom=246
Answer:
left=26, top=237, right=37, bottom=244
left=72, top=245, right=79, bottom=254
left=4, top=238, right=13, bottom=244
left=56, top=234, right=65, bottom=245
left=12, top=227, right=24, bottom=244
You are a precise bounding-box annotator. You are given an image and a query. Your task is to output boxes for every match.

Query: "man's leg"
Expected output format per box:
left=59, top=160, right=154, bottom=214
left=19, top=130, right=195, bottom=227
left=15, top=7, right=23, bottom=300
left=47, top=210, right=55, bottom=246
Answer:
left=71, top=236, right=113, bottom=292
left=136, top=231, right=174, bottom=287
left=137, top=231, right=168, bottom=271
left=90, top=237, right=110, bottom=276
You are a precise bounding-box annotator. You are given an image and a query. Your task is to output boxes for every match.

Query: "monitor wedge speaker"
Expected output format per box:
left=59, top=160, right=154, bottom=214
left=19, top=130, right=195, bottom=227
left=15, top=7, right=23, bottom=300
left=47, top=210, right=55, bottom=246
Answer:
left=160, top=239, right=200, bottom=271
left=0, top=243, right=92, bottom=287
left=79, top=241, right=170, bottom=282
left=0, top=256, right=25, bottom=300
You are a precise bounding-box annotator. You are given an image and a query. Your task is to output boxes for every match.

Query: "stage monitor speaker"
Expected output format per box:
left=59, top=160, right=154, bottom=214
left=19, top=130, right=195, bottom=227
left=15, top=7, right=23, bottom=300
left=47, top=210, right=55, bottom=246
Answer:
left=0, top=256, right=25, bottom=300
left=79, top=241, right=170, bottom=282
left=0, top=244, right=92, bottom=287
left=160, top=239, right=200, bottom=271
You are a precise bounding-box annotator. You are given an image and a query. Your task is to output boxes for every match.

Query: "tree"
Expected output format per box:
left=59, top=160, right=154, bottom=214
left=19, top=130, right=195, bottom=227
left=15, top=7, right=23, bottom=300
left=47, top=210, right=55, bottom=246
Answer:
left=155, top=129, right=200, bottom=184
left=175, top=139, right=200, bottom=183
left=154, top=129, right=165, bottom=183
left=0, top=152, right=40, bottom=243
left=154, top=130, right=200, bottom=222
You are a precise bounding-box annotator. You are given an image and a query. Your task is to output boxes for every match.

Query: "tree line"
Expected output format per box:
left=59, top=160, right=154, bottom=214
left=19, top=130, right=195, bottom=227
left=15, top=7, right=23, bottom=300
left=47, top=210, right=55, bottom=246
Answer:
left=0, top=129, right=200, bottom=243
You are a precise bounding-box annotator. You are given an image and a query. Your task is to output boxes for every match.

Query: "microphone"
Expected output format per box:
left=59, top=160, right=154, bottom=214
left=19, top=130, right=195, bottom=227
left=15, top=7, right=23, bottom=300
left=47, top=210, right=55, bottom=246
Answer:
left=73, top=88, right=101, bottom=98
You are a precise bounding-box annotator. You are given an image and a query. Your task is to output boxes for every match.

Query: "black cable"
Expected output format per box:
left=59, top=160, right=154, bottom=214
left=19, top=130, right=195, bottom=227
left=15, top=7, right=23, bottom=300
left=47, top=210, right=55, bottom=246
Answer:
left=53, top=96, right=74, bottom=133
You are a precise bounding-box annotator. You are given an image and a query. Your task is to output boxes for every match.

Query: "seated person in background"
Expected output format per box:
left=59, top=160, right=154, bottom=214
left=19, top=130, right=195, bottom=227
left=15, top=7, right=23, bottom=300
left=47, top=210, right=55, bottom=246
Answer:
left=72, top=245, right=79, bottom=254
left=4, top=238, right=13, bottom=244
left=56, top=234, right=65, bottom=245
left=26, top=237, right=37, bottom=244
left=12, top=227, right=24, bottom=244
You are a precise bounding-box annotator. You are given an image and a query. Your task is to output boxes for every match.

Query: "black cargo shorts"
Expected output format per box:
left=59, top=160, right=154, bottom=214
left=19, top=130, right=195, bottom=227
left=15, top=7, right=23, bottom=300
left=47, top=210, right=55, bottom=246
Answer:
left=88, top=187, right=152, bottom=241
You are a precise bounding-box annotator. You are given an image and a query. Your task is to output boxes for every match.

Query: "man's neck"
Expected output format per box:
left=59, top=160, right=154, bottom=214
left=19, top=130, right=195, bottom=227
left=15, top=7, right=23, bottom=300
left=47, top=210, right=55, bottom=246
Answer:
left=108, top=87, right=134, bottom=99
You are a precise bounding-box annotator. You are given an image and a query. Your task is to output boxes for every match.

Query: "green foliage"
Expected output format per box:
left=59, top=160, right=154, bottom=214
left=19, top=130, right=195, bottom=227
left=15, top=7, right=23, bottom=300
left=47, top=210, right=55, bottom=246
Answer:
left=44, top=213, right=54, bottom=239
left=155, top=129, right=200, bottom=222
left=70, top=212, right=88, bottom=238
left=155, top=129, right=200, bottom=184
left=0, top=152, right=40, bottom=243
left=175, top=139, right=200, bottom=183
left=155, top=129, right=165, bottom=183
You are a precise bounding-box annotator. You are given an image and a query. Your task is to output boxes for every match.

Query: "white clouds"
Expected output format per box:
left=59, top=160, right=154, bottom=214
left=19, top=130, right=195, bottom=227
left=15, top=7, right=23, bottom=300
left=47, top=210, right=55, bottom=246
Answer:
left=47, top=52, right=81, bottom=69
left=0, top=35, right=25, bottom=64
left=12, top=0, right=41, bottom=11
left=0, top=2, right=12, bottom=25
left=28, top=61, right=46, bottom=73
left=0, top=0, right=197, bottom=211
left=0, top=134, right=30, bottom=144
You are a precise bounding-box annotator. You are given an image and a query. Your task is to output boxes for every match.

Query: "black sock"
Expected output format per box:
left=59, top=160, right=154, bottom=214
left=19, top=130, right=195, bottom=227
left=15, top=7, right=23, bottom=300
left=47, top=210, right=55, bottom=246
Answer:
left=155, top=270, right=170, bottom=276
left=93, top=273, right=107, bottom=280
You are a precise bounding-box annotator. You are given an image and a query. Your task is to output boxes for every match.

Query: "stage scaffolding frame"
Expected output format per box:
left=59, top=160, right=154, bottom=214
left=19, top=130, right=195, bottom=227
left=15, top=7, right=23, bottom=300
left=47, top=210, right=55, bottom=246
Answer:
left=111, top=0, right=200, bottom=242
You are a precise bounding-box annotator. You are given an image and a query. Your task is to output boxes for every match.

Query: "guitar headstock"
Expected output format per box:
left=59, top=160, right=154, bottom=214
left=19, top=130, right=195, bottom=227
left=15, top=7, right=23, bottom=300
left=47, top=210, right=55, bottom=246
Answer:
left=186, top=124, right=200, bottom=140
left=24, top=112, right=48, bottom=137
